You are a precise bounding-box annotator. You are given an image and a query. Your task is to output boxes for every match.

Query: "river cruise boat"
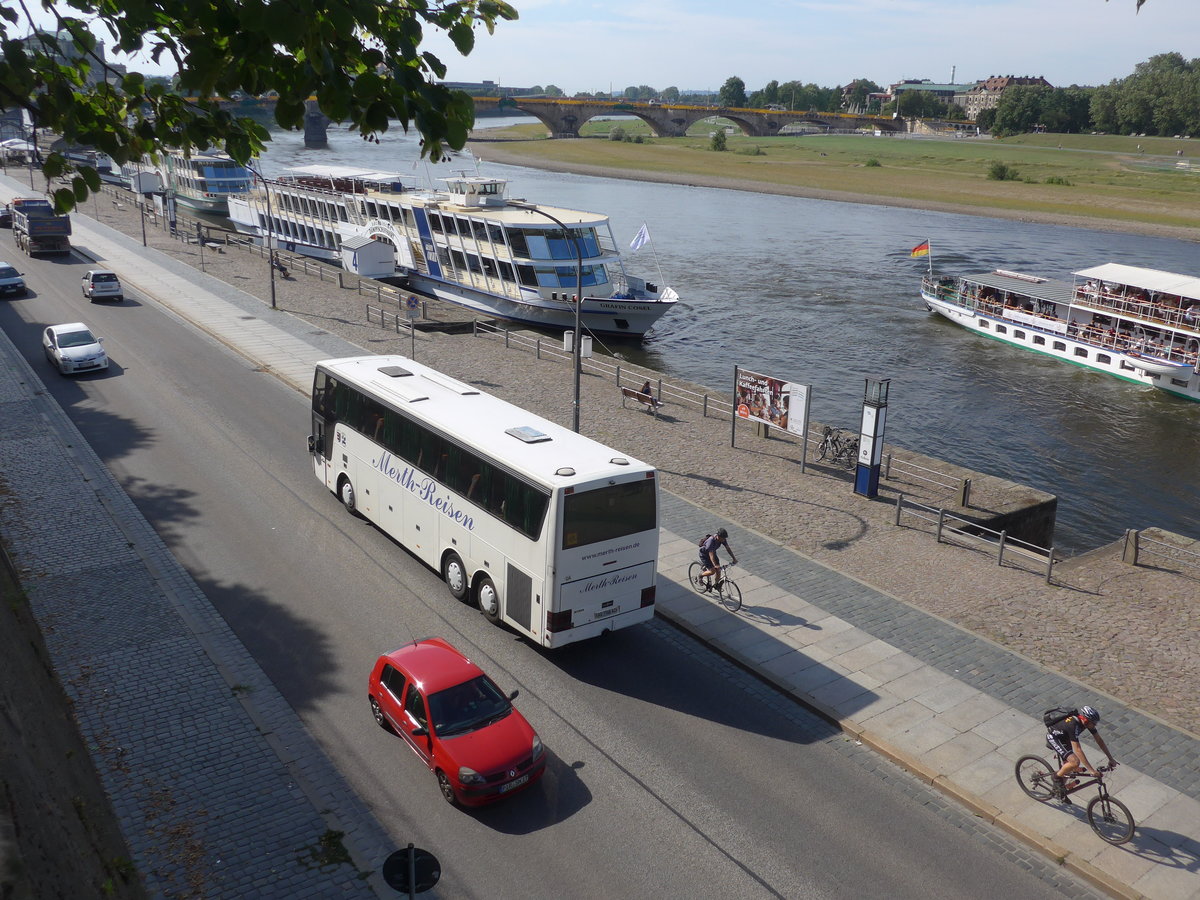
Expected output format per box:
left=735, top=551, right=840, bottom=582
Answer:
left=921, top=264, right=1200, bottom=401
left=161, top=150, right=252, bottom=214
left=226, top=165, right=679, bottom=338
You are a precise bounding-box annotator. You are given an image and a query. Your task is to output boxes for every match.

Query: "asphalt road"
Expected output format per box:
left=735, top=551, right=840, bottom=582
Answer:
left=0, top=241, right=1094, bottom=899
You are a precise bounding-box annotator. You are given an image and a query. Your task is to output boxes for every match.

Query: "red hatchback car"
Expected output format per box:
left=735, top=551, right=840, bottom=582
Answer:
left=368, top=638, right=546, bottom=806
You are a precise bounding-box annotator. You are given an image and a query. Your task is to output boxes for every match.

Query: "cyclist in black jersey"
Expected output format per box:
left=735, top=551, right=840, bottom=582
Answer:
left=1045, top=705, right=1118, bottom=801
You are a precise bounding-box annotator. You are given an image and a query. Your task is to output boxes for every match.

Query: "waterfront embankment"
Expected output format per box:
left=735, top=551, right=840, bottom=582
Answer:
left=71, top=184, right=1200, bottom=736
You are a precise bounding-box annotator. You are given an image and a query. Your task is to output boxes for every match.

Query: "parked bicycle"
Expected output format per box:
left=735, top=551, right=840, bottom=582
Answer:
left=816, top=425, right=859, bottom=468
left=1014, top=758, right=1134, bottom=844
left=687, top=561, right=742, bottom=612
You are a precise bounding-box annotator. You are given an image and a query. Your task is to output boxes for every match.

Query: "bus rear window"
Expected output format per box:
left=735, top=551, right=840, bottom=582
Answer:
left=562, top=479, right=656, bottom=549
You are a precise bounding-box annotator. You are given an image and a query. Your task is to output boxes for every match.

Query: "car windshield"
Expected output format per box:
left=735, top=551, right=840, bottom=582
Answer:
left=0, top=266, right=18, bottom=278
left=92, top=273, right=118, bottom=283
left=58, top=329, right=97, bottom=348
left=427, top=675, right=511, bottom=737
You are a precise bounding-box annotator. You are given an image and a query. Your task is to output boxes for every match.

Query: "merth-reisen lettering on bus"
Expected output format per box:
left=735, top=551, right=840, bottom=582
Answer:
left=581, top=572, right=639, bottom=592
left=373, top=453, right=476, bottom=530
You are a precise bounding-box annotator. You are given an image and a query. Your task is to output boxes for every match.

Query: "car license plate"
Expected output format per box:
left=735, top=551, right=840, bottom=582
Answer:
left=499, top=774, right=529, bottom=794
left=593, top=606, right=620, bottom=620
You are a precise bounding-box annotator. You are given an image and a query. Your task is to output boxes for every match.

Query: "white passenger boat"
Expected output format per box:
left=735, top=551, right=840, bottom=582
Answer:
left=227, top=165, right=679, bottom=338
left=921, top=264, right=1200, bottom=401
left=161, top=150, right=252, bottom=214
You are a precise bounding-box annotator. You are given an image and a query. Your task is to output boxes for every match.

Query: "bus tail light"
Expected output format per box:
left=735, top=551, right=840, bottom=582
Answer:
left=547, top=609, right=573, bottom=632
left=640, top=586, right=656, bottom=607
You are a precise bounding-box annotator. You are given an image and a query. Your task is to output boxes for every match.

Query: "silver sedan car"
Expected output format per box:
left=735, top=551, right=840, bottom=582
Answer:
left=43, top=322, right=109, bottom=375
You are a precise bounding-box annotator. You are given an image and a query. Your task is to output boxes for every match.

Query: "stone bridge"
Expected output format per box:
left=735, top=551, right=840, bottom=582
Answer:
left=474, top=97, right=906, bottom=138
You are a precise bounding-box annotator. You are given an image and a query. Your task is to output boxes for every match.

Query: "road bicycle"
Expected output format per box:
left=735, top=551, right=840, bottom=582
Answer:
left=816, top=425, right=859, bottom=468
left=687, top=561, right=742, bottom=612
left=1014, top=758, right=1134, bottom=844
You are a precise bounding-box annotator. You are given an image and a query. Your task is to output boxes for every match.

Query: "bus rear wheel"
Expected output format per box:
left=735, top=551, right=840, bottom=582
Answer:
left=476, top=576, right=501, bottom=624
left=443, top=553, right=469, bottom=601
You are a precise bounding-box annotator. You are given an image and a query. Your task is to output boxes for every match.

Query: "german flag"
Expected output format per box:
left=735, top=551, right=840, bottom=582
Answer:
left=910, top=241, right=930, bottom=258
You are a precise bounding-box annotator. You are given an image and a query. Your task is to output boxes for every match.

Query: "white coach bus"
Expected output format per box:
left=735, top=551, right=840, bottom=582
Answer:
left=308, top=356, right=659, bottom=647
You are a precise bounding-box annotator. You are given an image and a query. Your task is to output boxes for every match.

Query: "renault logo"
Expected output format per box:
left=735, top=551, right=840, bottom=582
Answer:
left=508, top=769, right=517, bottom=778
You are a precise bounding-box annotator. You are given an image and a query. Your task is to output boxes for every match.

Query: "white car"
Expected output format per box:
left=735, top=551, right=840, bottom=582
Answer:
left=81, top=268, right=123, bottom=302
left=43, top=322, right=108, bottom=375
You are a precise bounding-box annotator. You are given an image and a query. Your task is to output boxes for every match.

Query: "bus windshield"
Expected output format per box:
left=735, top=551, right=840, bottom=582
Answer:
left=562, top=479, right=656, bottom=549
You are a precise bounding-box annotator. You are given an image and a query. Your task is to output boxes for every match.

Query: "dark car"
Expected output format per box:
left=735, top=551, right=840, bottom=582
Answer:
left=368, top=637, right=546, bottom=806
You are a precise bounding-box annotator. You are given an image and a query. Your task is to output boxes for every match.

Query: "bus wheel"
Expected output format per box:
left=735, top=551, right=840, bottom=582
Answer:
left=338, top=477, right=357, bottom=514
left=443, top=553, right=469, bottom=601
left=476, top=576, right=501, bottom=624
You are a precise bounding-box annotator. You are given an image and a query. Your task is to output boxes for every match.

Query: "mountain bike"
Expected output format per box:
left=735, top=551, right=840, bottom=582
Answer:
left=1014, top=758, right=1134, bottom=844
left=687, top=561, right=742, bottom=612
left=816, top=425, right=859, bottom=468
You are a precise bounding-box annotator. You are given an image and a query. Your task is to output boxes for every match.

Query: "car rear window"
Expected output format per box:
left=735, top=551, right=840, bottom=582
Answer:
left=93, top=273, right=118, bottom=283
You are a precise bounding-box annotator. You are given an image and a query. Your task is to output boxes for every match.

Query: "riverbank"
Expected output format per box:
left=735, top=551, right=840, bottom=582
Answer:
left=468, top=137, right=1200, bottom=243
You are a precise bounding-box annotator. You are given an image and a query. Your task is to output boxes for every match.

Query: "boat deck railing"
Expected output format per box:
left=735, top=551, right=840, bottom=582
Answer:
left=1072, top=288, right=1200, bottom=334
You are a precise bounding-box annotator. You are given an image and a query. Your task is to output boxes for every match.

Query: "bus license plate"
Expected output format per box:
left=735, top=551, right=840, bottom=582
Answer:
left=499, top=774, right=529, bottom=794
left=593, top=606, right=620, bottom=620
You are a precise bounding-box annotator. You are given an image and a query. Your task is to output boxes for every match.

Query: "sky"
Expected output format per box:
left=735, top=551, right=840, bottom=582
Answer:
left=14, top=0, right=1198, bottom=94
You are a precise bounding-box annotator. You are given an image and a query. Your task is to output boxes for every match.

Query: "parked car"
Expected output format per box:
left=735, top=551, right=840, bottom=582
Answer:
left=81, top=268, right=123, bottom=302
left=43, top=322, right=108, bottom=375
left=0, top=205, right=11, bottom=228
left=0, top=261, right=26, bottom=298
left=368, top=638, right=546, bottom=806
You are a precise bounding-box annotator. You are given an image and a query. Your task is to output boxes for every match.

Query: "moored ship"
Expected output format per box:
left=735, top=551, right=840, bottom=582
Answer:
left=921, top=264, right=1200, bottom=401
left=227, top=165, right=678, bottom=338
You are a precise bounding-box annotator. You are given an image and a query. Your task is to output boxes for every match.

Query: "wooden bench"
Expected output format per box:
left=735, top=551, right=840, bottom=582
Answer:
left=621, top=386, right=662, bottom=417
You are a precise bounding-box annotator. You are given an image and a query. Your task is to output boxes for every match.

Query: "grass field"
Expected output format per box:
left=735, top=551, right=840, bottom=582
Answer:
left=474, top=122, right=1200, bottom=235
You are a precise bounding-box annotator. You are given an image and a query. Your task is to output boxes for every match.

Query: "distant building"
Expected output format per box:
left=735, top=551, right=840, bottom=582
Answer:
left=889, top=79, right=974, bottom=104
left=15, top=30, right=125, bottom=88
left=957, top=75, right=1053, bottom=119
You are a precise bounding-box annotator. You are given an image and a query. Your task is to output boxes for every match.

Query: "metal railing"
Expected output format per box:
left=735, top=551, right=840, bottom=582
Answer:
left=893, top=492, right=1057, bottom=583
left=1122, top=529, right=1200, bottom=579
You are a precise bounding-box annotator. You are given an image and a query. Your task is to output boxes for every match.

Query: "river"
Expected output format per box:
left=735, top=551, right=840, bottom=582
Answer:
left=258, top=119, right=1200, bottom=555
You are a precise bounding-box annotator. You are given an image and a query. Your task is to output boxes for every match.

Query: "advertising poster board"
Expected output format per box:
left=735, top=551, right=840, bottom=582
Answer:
left=735, top=369, right=810, bottom=435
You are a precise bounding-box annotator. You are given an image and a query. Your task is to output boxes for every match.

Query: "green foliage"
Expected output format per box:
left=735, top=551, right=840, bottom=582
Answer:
left=609, top=125, right=627, bottom=141
left=865, top=158, right=882, bottom=167
left=0, top=0, right=518, bottom=211
left=1090, top=52, right=1200, bottom=136
left=709, top=130, right=728, bottom=152
left=738, top=144, right=765, bottom=156
left=631, top=134, right=647, bottom=144
left=987, top=161, right=1020, bottom=181
left=1044, top=175, right=1072, bottom=185
left=718, top=77, right=747, bottom=108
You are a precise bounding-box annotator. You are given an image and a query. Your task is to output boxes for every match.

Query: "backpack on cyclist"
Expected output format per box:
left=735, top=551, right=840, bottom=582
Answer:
left=1042, top=706, right=1076, bottom=729
left=698, top=534, right=712, bottom=547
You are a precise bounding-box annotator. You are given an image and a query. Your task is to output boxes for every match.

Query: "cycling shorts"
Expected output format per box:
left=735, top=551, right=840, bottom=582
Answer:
left=1045, top=730, right=1074, bottom=761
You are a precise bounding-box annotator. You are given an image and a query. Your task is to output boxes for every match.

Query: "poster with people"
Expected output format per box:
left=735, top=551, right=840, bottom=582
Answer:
left=735, top=368, right=809, bottom=437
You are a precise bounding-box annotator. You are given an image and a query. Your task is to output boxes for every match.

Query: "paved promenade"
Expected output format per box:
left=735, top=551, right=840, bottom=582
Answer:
left=2, top=177, right=1199, bottom=898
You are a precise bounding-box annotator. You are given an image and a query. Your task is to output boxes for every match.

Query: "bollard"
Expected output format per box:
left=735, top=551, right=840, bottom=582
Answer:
left=1122, top=528, right=1140, bottom=565
left=997, top=529, right=1007, bottom=566
left=338, top=271, right=344, bottom=289
left=703, top=395, right=709, bottom=418
left=536, top=338, right=541, bottom=360
left=958, top=477, right=972, bottom=508
left=615, top=365, right=621, bottom=387
left=884, top=453, right=892, bottom=479
left=894, top=492, right=904, bottom=526
left=1045, top=546, right=1055, bottom=584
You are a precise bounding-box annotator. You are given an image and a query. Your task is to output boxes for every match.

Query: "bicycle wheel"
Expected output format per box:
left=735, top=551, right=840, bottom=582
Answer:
left=687, top=562, right=706, bottom=593
left=719, top=580, right=742, bottom=612
left=1087, top=795, right=1135, bottom=845
left=817, top=439, right=831, bottom=462
left=1015, top=756, right=1057, bottom=802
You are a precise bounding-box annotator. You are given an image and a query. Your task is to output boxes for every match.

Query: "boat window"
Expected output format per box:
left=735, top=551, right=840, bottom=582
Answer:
left=1074, top=348, right=1088, bottom=358
left=1053, top=341, right=1066, bottom=351
left=1014, top=330, right=1025, bottom=339
left=499, top=261, right=515, bottom=282
left=428, top=213, right=443, bottom=233
left=1033, top=336, right=1046, bottom=345
left=996, top=325, right=1007, bottom=334
left=1097, top=354, right=1112, bottom=364
left=977, top=319, right=988, bottom=328
left=516, top=265, right=537, bottom=287
left=507, top=231, right=530, bottom=258
left=472, top=221, right=489, bottom=241
left=1171, top=379, right=1189, bottom=387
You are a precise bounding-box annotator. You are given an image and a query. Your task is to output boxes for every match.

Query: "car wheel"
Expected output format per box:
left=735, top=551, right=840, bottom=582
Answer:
left=369, top=696, right=395, bottom=734
left=443, top=553, right=469, bottom=601
left=436, top=770, right=459, bottom=806
left=338, top=477, right=357, bottom=514
left=476, top=575, right=501, bottom=624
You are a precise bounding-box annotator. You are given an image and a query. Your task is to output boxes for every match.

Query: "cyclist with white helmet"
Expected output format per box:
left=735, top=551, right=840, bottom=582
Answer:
left=1045, top=705, right=1118, bottom=802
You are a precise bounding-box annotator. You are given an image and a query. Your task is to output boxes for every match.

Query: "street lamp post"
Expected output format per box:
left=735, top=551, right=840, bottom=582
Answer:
left=512, top=203, right=583, bottom=432
left=249, top=163, right=277, bottom=310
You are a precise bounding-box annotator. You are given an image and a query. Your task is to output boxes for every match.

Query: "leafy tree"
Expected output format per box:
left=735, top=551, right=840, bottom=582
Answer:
left=0, top=0, right=517, bottom=210
left=718, top=76, right=746, bottom=108
left=842, top=78, right=883, bottom=113
left=974, top=107, right=997, bottom=132
left=623, top=85, right=640, bottom=99
left=709, top=129, right=727, bottom=151
left=544, top=84, right=565, bottom=98
left=661, top=86, right=680, bottom=104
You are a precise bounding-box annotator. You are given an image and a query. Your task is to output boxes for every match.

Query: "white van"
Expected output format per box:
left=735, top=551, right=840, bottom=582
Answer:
left=81, top=269, right=123, bottom=302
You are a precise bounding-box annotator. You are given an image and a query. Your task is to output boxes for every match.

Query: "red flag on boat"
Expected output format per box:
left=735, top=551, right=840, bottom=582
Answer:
left=910, top=241, right=930, bottom=258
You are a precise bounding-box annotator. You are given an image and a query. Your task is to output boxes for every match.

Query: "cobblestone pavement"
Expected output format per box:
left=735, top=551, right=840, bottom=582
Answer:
left=5, top=178, right=1199, bottom=898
